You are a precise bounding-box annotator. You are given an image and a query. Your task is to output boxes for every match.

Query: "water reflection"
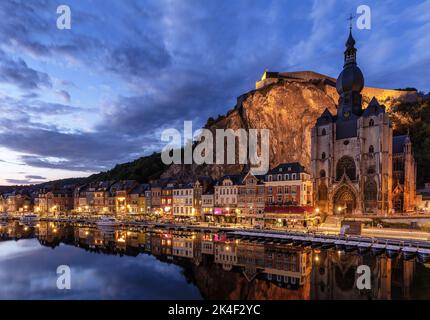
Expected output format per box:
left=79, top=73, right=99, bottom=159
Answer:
left=1, top=220, right=430, bottom=300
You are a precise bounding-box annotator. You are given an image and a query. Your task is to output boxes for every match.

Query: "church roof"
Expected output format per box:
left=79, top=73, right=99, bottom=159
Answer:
left=316, top=108, right=335, bottom=125
left=393, top=135, right=408, bottom=154
left=362, top=97, right=385, bottom=117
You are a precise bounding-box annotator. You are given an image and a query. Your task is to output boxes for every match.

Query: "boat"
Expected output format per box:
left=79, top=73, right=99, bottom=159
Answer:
left=371, top=243, right=386, bottom=256
left=335, top=239, right=347, bottom=250
left=386, top=245, right=401, bottom=258
left=418, top=248, right=430, bottom=263
left=20, top=213, right=39, bottom=223
left=96, top=217, right=119, bottom=227
left=344, top=241, right=358, bottom=253
left=402, top=247, right=418, bottom=260
left=357, top=242, right=372, bottom=254
left=321, top=239, right=335, bottom=249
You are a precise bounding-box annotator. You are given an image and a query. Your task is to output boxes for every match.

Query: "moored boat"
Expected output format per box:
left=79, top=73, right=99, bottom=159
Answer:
left=386, top=245, right=401, bottom=258
left=344, top=241, right=358, bottom=253
left=418, top=248, right=430, bottom=263
left=96, top=217, right=119, bottom=227
left=357, top=242, right=371, bottom=254
left=20, top=213, right=39, bottom=223
left=371, top=243, right=386, bottom=256
left=402, top=247, right=418, bottom=260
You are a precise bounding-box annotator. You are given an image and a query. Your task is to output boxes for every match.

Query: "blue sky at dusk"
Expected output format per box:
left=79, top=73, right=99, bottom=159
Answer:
left=0, top=0, right=429, bottom=185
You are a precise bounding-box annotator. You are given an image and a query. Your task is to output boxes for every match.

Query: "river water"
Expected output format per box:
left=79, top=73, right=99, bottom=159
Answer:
left=1, top=220, right=430, bottom=300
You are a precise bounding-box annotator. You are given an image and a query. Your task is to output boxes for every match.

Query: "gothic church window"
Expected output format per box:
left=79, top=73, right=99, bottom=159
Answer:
left=321, top=152, right=326, bottom=160
left=318, top=183, right=328, bottom=201
left=369, top=145, right=374, bottom=154
left=321, top=128, right=326, bottom=136
left=336, top=156, right=356, bottom=181
left=364, top=179, right=377, bottom=201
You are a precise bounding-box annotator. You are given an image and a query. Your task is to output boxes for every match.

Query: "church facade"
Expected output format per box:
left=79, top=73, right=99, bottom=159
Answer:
left=311, top=29, right=416, bottom=215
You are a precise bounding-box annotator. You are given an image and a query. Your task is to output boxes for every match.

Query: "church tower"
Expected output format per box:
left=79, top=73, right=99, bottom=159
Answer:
left=311, top=28, right=393, bottom=216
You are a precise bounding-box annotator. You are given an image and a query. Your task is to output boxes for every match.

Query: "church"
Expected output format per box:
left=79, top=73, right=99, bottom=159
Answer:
left=311, top=28, right=416, bottom=216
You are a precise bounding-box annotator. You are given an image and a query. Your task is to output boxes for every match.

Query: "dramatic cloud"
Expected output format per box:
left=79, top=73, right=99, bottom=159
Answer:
left=0, top=50, right=52, bottom=90
left=0, top=0, right=428, bottom=184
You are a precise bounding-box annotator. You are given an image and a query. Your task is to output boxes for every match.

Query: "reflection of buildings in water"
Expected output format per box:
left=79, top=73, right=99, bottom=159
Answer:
left=214, top=241, right=237, bottom=271
left=311, top=250, right=416, bottom=300
left=391, top=258, right=415, bottom=299
left=263, top=244, right=312, bottom=291
left=2, top=223, right=426, bottom=300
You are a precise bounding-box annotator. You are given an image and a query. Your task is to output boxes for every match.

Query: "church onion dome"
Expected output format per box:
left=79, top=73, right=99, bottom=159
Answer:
left=336, top=29, right=364, bottom=95
left=317, top=108, right=335, bottom=125
left=363, top=97, right=385, bottom=117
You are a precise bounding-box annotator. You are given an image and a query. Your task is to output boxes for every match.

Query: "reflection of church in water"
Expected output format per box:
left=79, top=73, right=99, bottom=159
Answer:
left=311, top=28, right=416, bottom=215
left=311, top=251, right=417, bottom=300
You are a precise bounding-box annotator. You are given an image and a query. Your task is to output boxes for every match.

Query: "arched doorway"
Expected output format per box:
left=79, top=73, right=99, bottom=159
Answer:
left=333, top=185, right=356, bottom=215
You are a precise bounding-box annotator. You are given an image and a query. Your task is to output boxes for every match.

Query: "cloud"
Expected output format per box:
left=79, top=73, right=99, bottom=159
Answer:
left=0, top=50, right=52, bottom=90
left=24, top=175, right=47, bottom=180
left=56, top=90, right=71, bottom=103
left=0, top=0, right=428, bottom=177
left=5, top=178, right=44, bottom=185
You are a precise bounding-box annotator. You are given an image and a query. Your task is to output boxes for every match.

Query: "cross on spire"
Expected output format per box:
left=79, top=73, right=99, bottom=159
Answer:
left=347, top=13, right=355, bottom=31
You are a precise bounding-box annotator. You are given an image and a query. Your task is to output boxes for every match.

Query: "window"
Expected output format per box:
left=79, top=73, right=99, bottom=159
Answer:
left=364, top=179, right=377, bottom=201
left=369, top=119, right=374, bottom=127
left=321, top=152, right=326, bottom=160
left=336, top=156, right=356, bottom=181
left=321, top=128, right=326, bottom=136
left=369, top=145, right=374, bottom=154
left=320, top=170, right=326, bottom=178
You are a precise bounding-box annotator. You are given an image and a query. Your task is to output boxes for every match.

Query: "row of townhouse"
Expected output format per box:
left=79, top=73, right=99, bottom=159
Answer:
left=0, top=190, right=34, bottom=213
left=1, top=162, right=314, bottom=223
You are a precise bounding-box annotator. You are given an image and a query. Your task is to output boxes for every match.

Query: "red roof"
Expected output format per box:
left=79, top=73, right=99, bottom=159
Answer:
left=264, top=206, right=315, bottom=214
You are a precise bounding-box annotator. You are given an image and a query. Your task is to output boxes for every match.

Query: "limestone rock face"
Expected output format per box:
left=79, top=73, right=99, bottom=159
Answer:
left=161, top=76, right=416, bottom=180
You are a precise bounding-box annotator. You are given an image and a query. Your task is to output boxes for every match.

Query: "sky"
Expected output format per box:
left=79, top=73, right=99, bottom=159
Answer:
left=0, top=0, right=429, bottom=185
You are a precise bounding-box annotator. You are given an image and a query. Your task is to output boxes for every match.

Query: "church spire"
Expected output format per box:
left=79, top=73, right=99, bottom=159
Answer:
left=344, top=18, right=357, bottom=66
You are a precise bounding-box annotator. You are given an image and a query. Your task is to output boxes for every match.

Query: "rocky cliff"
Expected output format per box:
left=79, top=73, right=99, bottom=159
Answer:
left=161, top=71, right=417, bottom=181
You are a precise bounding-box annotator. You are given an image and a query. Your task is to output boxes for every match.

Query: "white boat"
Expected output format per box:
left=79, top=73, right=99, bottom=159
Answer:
left=20, top=213, right=39, bottom=222
left=96, top=217, right=119, bottom=227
